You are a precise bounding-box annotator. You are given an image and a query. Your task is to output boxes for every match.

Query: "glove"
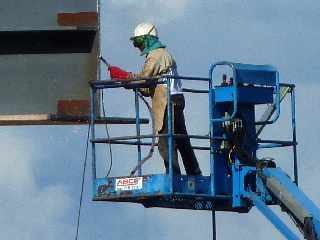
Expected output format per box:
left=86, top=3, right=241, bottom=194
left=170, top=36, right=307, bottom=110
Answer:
left=108, top=66, right=130, bottom=80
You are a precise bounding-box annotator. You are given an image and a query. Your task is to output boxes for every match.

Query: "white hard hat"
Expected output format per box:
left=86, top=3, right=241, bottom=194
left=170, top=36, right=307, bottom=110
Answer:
left=131, top=22, right=158, bottom=39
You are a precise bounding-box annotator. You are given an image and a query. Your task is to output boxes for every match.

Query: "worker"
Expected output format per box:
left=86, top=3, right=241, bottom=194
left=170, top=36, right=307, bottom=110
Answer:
left=108, top=22, right=202, bottom=176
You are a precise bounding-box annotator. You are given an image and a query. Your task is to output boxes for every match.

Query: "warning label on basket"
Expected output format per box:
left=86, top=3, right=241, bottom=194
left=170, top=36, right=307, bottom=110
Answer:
left=115, top=177, right=143, bottom=191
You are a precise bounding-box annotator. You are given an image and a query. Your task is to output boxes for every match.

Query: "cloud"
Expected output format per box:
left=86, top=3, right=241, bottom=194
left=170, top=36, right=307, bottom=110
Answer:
left=0, top=133, right=74, bottom=240
left=108, top=0, right=193, bottom=24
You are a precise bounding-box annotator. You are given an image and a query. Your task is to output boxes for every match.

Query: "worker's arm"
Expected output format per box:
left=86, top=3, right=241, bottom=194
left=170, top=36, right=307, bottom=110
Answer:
left=109, top=53, right=162, bottom=95
left=108, top=65, right=151, bottom=95
left=128, top=55, right=161, bottom=96
left=129, top=55, right=160, bottom=80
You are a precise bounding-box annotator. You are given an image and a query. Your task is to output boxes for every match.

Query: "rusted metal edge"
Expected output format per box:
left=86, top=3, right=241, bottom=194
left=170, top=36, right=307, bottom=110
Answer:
left=57, top=12, right=98, bottom=27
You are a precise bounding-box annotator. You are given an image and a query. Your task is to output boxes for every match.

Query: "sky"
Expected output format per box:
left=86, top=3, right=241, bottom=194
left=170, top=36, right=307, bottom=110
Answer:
left=2, top=1, right=320, bottom=240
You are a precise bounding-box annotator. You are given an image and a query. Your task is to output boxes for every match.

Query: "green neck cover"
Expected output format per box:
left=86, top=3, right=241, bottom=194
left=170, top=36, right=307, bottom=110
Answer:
left=141, top=36, right=166, bottom=56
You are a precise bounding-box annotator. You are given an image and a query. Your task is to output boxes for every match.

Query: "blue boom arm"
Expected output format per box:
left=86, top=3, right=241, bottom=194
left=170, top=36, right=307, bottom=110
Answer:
left=249, top=167, right=320, bottom=240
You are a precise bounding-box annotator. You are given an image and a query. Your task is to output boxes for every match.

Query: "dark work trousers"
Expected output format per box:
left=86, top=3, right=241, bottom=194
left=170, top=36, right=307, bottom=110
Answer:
left=158, top=94, right=202, bottom=175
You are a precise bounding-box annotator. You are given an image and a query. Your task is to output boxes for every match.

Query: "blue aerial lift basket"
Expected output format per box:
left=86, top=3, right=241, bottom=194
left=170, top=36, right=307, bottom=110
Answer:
left=89, top=62, right=279, bottom=211
left=89, top=62, right=320, bottom=239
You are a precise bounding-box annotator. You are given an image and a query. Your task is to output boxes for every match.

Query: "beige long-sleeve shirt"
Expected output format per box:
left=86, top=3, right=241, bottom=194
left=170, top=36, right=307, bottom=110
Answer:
left=129, top=47, right=176, bottom=133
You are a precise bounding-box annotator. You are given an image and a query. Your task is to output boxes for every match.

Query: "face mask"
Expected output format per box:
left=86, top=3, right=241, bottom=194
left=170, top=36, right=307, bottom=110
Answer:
left=132, top=36, right=145, bottom=48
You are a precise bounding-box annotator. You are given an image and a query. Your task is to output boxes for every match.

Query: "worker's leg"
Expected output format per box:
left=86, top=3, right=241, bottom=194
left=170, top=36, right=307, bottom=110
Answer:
left=173, top=94, right=202, bottom=175
left=158, top=111, right=180, bottom=175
